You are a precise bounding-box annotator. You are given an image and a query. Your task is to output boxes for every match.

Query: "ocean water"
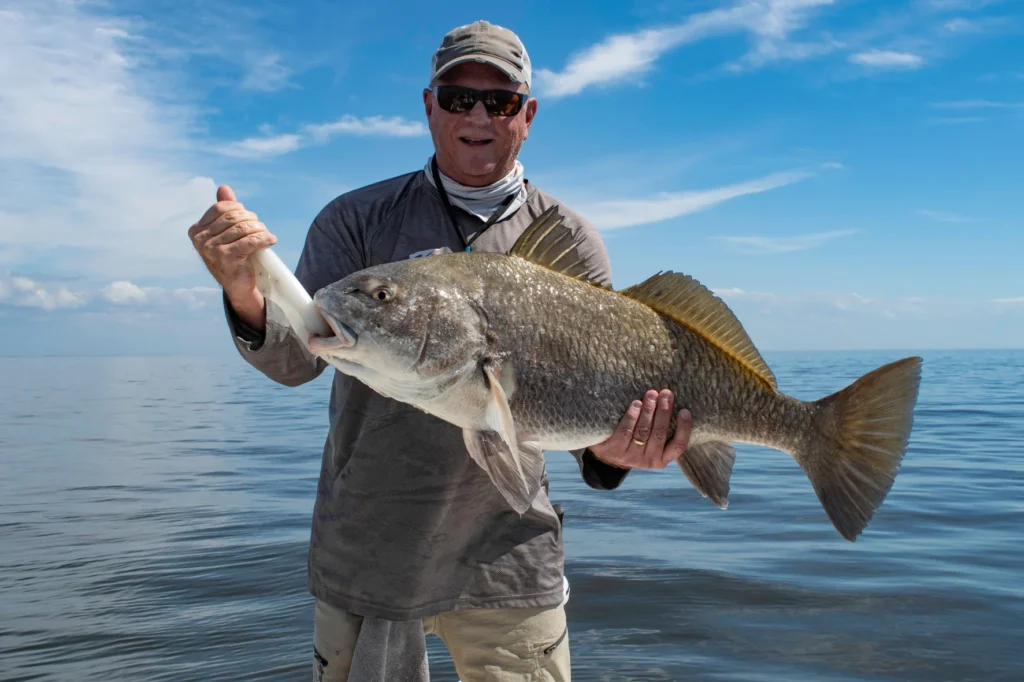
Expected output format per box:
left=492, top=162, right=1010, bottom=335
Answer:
left=1, top=350, right=1021, bottom=681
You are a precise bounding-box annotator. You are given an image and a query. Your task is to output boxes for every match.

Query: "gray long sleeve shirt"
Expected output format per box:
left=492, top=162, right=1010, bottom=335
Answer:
left=223, top=169, right=629, bottom=620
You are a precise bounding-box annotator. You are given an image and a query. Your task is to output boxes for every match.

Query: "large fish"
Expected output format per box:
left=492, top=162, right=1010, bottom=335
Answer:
left=264, top=207, right=922, bottom=542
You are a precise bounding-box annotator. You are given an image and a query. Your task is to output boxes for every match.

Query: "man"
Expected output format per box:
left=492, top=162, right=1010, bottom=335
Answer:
left=188, top=20, right=692, bottom=681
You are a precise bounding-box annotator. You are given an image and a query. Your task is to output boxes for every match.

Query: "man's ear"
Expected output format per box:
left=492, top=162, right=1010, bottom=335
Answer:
left=423, top=88, right=433, bottom=117
left=524, top=96, right=538, bottom=131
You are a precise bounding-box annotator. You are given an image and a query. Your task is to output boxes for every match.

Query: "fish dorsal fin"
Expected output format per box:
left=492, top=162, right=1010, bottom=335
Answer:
left=622, top=271, right=777, bottom=390
left=509, top=206, right=606, bottom=286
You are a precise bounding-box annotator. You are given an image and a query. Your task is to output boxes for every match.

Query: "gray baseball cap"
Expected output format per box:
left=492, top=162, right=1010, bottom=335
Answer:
left=430, top=20, right=532, bottom=89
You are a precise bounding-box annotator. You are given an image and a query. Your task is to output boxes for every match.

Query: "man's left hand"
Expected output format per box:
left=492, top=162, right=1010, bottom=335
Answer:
left=588, top=390, right=693, bottom=470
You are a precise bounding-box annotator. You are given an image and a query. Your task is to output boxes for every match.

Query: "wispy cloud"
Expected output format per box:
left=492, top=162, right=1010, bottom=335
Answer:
left=849, top=50, right=925, bottom=68
left=0, top=273, right=85, bottom=310
left=580, top=169, right=815, bottom=231
left=0, top=0, right=215, bottom=281
left=714, top=229, right=856, bottom=254
left=219, top=133, right=303, bottom=159
left=0, top=273, right=220, bottom=311
left=943, top=17, right=983, bottom=32
left=218, top=115, right=427, bottom=159
left=926, top=116, right=987, bottom=124
left=534, top=0, right=837, bottom=97
left=917, top=209, right=981, bottom=223
left=713, top=287, right=961, bottom=322
left=100, top=281, right=220, bottom=309
left=930, top=99, right=1024, bottom=109
left=241, top=53, right=293, bottom=92
left=919, top=0, right=1006, bottom=11
left=304, top=115, right=427, bottom=140
left=992, top=297, right=1024, bottom=304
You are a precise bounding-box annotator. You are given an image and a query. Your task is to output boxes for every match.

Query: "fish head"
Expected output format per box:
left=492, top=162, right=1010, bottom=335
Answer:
left=308, top=258, right=488, bottom=401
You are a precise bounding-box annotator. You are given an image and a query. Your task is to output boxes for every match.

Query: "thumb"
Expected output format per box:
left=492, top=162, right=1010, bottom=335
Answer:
left=217, top=185, right=237, bottom=203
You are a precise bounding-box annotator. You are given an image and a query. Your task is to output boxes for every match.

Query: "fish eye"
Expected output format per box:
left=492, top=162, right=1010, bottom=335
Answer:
left=371, top=286, right=394, bottom=302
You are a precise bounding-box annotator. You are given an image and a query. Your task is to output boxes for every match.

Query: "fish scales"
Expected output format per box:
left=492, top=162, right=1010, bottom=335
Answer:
left=467, top=253, right=808, bottom=453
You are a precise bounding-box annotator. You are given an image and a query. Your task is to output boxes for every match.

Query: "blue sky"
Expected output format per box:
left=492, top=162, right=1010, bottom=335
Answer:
left=1, top=0, right=1022, bottom=356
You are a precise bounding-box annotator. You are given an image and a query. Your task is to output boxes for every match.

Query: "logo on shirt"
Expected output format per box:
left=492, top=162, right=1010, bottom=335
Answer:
left=407, top=246, right=453, bottom=260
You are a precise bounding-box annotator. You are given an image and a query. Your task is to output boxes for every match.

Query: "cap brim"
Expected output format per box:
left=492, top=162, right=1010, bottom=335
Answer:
left=433, top=55, right=526, bottom=85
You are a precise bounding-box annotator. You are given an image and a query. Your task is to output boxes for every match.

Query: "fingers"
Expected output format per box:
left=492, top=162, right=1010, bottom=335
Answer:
left=663, top=409, right=693, bottom=463
left=630, top=390, right=658, bottom=446
left=194, top=210, right=259, bottom=241
left=200, top=213, right=264, bottom=246
left=645, top=390, right=675, bottom=466
left=607, top=399, right=643, bottom=453
left=206, top=221, right=270, bottom=249
left=217, top=185, right=237, bottom=203
left=191, top=200, right=245, bottom=234
left=223, top=230, right=276, bottom=258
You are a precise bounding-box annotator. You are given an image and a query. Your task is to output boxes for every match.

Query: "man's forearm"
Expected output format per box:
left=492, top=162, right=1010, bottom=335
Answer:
left=226, top=287, right=267, bottom=333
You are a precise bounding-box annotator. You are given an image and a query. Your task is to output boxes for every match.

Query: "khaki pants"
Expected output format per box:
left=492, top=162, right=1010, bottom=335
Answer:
left=312, top=598, right=571, bottom=682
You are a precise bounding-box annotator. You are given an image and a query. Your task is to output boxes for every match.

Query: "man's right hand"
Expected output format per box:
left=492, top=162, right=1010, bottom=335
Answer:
left=188, top=185, right=276, bottom=331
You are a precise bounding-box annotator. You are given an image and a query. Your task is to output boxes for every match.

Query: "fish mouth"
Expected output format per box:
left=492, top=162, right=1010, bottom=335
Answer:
left=307, top=307, right=357, bottom=355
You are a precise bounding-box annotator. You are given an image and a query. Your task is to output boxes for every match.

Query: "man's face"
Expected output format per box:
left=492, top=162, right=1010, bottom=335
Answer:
left=423, top=62, right=537, bottom=187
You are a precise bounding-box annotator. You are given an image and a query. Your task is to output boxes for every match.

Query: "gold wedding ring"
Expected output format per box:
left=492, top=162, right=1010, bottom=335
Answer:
left=632, top=438, right=647, bottom=447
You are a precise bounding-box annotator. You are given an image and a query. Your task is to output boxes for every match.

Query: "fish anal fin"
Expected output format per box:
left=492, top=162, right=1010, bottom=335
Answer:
left=676, top=440, right=736, bottom=509
left=509, top=206, right=608, bottom=287
left=621, top=272, right=776, bottom=390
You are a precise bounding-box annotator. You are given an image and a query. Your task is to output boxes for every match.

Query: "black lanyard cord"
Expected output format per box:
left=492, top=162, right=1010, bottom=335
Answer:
left=430, top=155, right=517, bottom=252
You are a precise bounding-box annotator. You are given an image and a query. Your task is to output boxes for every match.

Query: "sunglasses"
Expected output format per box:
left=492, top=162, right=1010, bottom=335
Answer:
left=431, top=85, right=529, bottom=117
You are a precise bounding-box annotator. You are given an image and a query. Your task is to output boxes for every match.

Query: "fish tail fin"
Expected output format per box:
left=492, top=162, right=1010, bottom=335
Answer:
left=796, top=356, right=922, bottom=542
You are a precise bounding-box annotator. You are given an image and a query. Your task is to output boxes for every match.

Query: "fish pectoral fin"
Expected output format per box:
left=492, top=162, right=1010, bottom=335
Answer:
left=482, top=359, right=517, bottom=453
left=463, top=430, right=545, bottom=515
left=676, top=441, right=736, bottom=509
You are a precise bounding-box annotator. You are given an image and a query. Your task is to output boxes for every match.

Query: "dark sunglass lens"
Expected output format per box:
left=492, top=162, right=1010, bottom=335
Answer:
left=437, top=86, right=473, bottom=113
left=484, top=91, right=522, bottom=116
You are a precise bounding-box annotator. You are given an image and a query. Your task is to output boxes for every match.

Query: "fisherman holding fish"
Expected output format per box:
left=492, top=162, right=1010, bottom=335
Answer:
left=188, top=20, right=694, bottom=682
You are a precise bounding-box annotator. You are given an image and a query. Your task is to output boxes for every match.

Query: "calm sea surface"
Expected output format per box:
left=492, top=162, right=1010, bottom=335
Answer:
left=1, top=350, right=1021, bottom=681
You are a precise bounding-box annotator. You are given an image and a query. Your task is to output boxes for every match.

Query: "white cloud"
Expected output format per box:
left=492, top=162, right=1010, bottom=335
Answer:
left=0, top=273, right=85, bottom=310
left=534, top=0, right=836, bottom=97
left=848, top=50, right=925, bottom=68
left=713, top=287, right=968, bottom=323
left=714, top=229, right=856, bottom=253
left=992, top=297, right=1024, bottom=304
left=917, top=209, right=981, bottom=223
left=580, top=170, right=814, bottom=231
left=102, top=280, right=149, bottom=305
left=930, top=99, right=1024, bottom=109
left=100, top=281, right=220, bottom=309
left=0, top=273, right=220, bottom=312
left=0, top=0, right=216, bottom=281
left=218, top=133, right=304, bottom=159
left=304, top=115, right=427, bottom=140
left=241, top=53, right=292, bottom=92
left=217, top=115, right=427, bottom=159
left=926, top=116, right=987, bottom=124
left=943, top=17, right=981, bottom=32
left=919, top=0, right=1005, bottom=11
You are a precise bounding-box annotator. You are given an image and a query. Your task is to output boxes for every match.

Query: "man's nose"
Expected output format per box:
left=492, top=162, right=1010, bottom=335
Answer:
left=464, top=100, right=491, bottom=123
